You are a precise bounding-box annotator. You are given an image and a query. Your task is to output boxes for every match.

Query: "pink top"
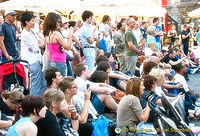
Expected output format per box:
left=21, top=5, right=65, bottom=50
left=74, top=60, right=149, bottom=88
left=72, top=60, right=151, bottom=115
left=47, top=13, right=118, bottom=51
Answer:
left=47, top=32, right=66, bottom=63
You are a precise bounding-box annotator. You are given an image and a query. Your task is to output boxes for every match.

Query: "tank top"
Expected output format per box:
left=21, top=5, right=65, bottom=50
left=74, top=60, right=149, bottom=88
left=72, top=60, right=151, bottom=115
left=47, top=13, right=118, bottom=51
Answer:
left=47, top=32, right=66, bottom=63
left=7, top=117, right=32, bottom=136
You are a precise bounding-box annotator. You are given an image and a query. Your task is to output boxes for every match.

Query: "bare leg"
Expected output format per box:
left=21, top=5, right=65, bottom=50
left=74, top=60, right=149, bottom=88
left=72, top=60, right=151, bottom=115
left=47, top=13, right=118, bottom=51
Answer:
left=97, top=94, right=118, bottom=112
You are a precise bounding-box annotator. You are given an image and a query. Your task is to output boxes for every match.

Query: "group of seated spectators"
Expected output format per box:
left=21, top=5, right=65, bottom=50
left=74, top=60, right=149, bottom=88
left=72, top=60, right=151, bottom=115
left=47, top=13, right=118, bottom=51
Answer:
left=0, top=10, right=200, bottom=136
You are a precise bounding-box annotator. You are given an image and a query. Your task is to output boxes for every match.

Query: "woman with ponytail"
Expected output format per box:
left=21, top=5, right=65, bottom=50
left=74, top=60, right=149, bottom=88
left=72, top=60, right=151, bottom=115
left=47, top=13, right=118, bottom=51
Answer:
left=7, top=96, right=47, bottom=136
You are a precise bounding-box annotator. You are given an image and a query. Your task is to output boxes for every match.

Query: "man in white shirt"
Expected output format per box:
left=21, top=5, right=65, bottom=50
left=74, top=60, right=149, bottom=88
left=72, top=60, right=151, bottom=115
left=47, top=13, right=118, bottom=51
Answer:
left=74, top=63, right=118, bottom=114
left=174, top=63, right=199, bottom=103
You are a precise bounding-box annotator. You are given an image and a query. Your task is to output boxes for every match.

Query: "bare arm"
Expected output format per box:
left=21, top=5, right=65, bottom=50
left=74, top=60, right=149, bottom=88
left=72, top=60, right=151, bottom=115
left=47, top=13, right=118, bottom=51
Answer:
left=108, top=72, right=129, bottom=80
left=0, top=120, right=12, bottom=128
left=127, top=41, right=140, bottom=53
left=90, top=83, right=115, bottom=94
left=182, top=33, right=190, bottom=39
left=169, top=59, right=183, bottom=66
left=137, top=103, right=151, bottom=122
left=149, top=43, right=158, bottom=52
left=56, top=28, right=73, bottom=50
left=0, top=36, right=12, bottom=60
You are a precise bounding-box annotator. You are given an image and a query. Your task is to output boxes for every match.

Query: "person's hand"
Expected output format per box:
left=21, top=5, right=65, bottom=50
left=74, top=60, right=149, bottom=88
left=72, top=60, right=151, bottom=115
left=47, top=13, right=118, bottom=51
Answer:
left=176, top=83, right=183, bottom=89
left=68, top=27, right=74, bottom=37
left=28, top=47, right=33, bottom=52
left=6, top=55, right=13, bottom=60
left=84, top=89, right=91, bottom=101
left=68, top=104, right=77, bottom=117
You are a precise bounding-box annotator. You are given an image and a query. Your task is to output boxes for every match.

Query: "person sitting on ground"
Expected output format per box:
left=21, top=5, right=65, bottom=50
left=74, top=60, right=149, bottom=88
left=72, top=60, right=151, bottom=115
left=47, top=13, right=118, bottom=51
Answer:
left=44, top=67, right=63, bottom=90
left=74, top=63, right=118, bottom=114
left=7, top=96, right=47, bottom=136
left=117, top=77, right=151, bottom=135
left=0, top=89, right=24, bottom=116
left=60, top=76, right=94, bottom=136
left=36, top=89, right=79, bottom=136
left=96, top=61, right=127, bottom=91
left=161, top=49, right=185, bottom=69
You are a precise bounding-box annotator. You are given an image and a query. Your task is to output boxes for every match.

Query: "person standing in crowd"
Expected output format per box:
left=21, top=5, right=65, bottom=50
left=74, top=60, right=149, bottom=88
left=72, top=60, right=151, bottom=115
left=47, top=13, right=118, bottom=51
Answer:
left=20, top=12, right=46, bottom=96
left=181, top=24, right=190, bottom=56
left=167, top=24, right=177, bottom=45
left=140, top=21, right=147, bottom=40
left=125, top=18, right=140, bottom=75
left=152, top=18, right=163, bottom=51
left=7, top=96, right=47, bottom=136
left=43, top=12, right=73, bottom=77
left=80, top=10, right=96, bottom=72
left=99, top=15, right=112, bottom=52
left=0, top=10, right=19, bottom=62
left=114, top=22, right=127, bottom=73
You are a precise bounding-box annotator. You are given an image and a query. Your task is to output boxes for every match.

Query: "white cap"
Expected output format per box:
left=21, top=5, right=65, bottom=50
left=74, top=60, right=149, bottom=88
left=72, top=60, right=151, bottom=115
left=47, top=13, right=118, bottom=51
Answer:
left=4, top=9, right=17, bottom=17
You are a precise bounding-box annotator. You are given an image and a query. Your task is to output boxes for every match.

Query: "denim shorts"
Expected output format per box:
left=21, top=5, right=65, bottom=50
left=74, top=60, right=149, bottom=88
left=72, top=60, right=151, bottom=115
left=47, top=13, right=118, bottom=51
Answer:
left=90, top=92, right=105, bottom=114
left=50, top=61, right=67, bottom=77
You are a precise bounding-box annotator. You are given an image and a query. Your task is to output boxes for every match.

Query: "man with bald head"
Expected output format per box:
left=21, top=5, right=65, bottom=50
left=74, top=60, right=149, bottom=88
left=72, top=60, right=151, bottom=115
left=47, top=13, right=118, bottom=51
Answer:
left=125, top=18, right=141, bottom=75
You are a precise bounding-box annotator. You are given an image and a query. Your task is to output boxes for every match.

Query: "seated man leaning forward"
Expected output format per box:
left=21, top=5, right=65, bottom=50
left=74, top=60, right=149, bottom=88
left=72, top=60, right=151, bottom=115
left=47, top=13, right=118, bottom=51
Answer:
left=74, top=63, right=118, bottom=114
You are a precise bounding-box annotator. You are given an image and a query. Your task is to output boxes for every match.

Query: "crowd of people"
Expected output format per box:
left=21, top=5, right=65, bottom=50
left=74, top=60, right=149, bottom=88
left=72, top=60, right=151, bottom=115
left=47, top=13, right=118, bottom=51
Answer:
left=0, top=9, right=200, bottom=136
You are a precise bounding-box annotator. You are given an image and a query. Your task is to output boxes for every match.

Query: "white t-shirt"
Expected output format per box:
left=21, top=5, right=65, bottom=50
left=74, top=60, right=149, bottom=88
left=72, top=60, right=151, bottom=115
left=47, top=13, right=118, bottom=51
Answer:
left=99, top=23, right=111, bottom=41
left=155, top=86, right=163, bottom=97
left=21, top=29, right=40, bottom=64
left=174, top=73, right=189, bottom=92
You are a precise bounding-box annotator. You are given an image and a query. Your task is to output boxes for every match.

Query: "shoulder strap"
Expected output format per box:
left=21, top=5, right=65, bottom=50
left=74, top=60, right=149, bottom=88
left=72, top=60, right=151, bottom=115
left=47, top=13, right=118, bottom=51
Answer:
left=51, top=31, right=57, bottom=43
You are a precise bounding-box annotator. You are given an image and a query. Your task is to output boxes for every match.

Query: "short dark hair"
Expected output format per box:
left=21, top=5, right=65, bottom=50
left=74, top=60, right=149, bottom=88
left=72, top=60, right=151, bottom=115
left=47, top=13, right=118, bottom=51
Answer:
left=117, top=22, right=122, bottom=30
left=90, top=70, right=108, bottom=83
left=102, top=15, right=110, bottom=23
left=153, top=18, right=159, bottom=23
left=81, top=10, right=93, bottom=22
left=20, top=12, right=34, bottom=27
left=74, top=63, right=86, bottom=77
left=14, top=95, right=44, bottom=124
left=95, top=55, right=108, bottom=65
left=175, top=63, right=185, bottom=73
left=96, top=61, right=110, bottom=73
left=141, top=21, right=147, bottom=26
left=59, top=76, right=75, bottom=93
left=120, top=18, right=126, bottom=23
left=143, top=75, right=157, bottom=90
left=168, top=49, right=175, bottom=55
left=45, top=67, right=60, bottom=87
left=104, top=52, right=112, bottom=59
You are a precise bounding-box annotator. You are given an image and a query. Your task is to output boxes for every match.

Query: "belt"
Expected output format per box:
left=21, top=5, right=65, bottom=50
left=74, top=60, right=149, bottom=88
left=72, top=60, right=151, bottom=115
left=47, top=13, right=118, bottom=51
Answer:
left=84, top=46, right=95, bottom=48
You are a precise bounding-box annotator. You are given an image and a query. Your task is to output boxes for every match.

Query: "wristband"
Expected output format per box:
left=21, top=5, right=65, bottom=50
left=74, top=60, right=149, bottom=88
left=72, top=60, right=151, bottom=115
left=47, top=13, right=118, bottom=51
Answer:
left=71, top=114, right=79, bottom=120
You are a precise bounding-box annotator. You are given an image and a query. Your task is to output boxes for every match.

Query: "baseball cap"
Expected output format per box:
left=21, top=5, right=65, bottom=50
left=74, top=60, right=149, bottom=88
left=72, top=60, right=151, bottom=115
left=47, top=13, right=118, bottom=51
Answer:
left=4, top=10, right=17, bottom=16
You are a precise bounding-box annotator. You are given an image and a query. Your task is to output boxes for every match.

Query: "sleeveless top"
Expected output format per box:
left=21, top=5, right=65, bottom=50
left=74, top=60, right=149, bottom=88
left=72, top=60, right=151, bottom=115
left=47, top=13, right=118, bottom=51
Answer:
left=7, top=117, right=32, bottom=136
left=47, top=32, right=66, bottom=63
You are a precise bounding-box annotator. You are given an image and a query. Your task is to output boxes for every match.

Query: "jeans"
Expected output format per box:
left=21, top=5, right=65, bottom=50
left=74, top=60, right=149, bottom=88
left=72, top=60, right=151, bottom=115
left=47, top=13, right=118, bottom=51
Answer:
left=126, top=56, right=138, bottom=75
left=50, top=61, right=67, bottom=77
left=83, top=48, right=95, bottom=72
left=183, top=43, right=189, bottom=56
left=30, top=61, right=47, bottom=96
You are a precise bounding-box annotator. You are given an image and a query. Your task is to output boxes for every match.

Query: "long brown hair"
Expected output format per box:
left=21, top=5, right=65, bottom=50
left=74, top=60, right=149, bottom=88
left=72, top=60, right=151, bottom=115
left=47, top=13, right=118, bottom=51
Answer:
left=126, top=77, right=142, bottom=99
left=43, top=12, right=61, bottom=36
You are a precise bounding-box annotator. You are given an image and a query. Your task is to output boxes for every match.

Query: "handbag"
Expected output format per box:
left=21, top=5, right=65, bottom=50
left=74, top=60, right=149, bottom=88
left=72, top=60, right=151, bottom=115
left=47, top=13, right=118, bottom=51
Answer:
left=91, top=115, right=109, bottom=136
left=112, top=89, right=125, bottom=104
left=58, top=118, right=79, bottom=136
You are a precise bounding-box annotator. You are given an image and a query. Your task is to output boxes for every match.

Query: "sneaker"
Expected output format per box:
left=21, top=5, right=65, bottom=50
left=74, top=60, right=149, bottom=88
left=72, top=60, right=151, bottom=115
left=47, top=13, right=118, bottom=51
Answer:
left=191, top=68, right=199, bottom=74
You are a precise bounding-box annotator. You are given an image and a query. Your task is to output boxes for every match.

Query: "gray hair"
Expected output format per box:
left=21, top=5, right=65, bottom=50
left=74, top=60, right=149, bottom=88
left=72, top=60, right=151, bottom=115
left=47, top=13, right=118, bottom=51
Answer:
left=127, top=18, right=135, bottom=24
left=147, top=26, right=156, bottom=35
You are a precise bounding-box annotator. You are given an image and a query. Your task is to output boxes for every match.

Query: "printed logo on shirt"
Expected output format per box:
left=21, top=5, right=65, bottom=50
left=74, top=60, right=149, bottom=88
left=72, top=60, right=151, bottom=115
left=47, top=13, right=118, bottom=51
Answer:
left=115, top=127, right=121, bottom=134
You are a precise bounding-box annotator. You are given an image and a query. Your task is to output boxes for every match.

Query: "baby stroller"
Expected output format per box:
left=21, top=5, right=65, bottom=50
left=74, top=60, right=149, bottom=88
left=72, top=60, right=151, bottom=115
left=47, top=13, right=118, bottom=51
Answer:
left=0, top=59, right=30, bottom=95
left=146, top=91, right=194, bottom=136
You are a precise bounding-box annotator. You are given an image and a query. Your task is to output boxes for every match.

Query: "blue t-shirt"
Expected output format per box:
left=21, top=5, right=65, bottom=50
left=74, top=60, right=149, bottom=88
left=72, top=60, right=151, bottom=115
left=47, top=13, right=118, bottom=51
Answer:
left=197, top=31, right=200, bottom=42
left=153, top=25, right=161, bottom=43
left=0, top=22, right=18, bottom=57
left=80, top=23, right=94, bottom=47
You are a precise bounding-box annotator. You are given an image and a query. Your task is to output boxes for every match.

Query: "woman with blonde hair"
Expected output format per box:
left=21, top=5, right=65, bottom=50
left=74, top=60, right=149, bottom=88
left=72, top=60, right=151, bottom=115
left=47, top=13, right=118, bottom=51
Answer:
left=36, top=89, right=79, bottom=136
left=117, top=77, right=151, bottom=135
